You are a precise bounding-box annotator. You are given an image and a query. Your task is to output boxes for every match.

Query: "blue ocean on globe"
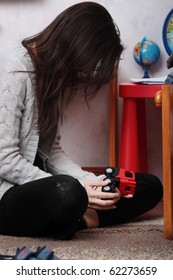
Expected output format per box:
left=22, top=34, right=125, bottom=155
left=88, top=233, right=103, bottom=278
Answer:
left=133, top=37, right=160, bottom=78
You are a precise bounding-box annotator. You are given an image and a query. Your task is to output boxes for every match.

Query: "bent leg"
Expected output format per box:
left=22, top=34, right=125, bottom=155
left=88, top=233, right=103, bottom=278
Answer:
left=0, top=175, right=88, bottom=239
left=97, top=173, right=163, bottom=227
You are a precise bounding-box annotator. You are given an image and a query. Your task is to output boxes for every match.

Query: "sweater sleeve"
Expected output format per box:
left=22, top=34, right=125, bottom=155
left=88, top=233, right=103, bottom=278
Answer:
left=46, top=132, right=104, bottom=186
left=0, top=67, right=52, bottom=185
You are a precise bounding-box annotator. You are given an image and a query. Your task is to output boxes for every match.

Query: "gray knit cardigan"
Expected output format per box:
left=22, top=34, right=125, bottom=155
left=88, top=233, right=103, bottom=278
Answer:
left=0, top=43, right=98, bottom=200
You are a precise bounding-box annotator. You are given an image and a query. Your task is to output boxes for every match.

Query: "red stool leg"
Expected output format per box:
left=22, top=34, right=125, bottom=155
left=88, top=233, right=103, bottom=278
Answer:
left=120, top=98, right=139, bottom=172
left=137, top=99, right=148, bottom=172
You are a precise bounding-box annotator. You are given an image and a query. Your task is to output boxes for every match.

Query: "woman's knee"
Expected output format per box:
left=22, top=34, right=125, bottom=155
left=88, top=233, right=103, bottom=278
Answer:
left=136, top=172, right=163, bottom=202
left=52, top=175, right=88, bottom=222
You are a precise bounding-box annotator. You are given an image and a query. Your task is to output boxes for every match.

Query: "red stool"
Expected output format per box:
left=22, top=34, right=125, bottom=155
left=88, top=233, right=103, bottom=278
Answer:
left=119, top=83, right=161, bottom=172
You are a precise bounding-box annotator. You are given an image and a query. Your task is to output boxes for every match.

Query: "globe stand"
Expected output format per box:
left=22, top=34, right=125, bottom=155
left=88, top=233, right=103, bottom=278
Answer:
left=142, top=66, right=150, bottom=78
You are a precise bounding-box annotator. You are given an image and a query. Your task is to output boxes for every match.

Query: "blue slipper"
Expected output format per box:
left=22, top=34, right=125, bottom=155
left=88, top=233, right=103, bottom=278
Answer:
left=0, top=246, right=58, bottom=260
left=34, top=246, right=58, bottom=260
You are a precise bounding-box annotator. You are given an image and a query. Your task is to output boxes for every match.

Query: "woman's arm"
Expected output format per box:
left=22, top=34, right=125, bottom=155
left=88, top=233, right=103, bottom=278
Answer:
left=0, top=68, right=51, bottom=185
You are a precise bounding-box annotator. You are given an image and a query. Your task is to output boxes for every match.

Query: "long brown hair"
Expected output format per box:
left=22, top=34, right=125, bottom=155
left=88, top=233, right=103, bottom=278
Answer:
left=22, top=2, right=124, bottom=136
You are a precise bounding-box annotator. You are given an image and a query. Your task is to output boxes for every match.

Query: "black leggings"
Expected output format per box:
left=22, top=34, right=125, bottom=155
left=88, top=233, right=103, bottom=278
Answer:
left=97, top=173, right=163, bottom=227
left=0, top=175, right=88, bottom=240
left=0, top=173, right=163, bottom=240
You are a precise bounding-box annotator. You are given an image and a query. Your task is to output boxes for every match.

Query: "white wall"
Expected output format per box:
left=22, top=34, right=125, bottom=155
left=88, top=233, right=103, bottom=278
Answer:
left=0, top=0, right=172, bottom=180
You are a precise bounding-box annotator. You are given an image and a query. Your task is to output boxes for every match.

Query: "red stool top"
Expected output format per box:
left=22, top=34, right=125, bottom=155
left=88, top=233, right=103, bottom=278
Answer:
left=119, top=83, right=161, bottom=98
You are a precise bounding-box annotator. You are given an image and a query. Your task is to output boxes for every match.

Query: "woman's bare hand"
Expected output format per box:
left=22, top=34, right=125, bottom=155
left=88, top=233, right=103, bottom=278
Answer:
left=84, top=179, right=121, bottom=210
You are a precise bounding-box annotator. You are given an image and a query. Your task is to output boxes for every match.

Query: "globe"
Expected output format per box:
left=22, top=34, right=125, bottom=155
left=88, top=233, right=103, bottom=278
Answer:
left=133, top=37, right=160, bottom=78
